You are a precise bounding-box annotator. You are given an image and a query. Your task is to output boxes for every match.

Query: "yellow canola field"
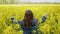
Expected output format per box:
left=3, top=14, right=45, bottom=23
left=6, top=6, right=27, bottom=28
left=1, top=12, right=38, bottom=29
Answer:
left=0, top=4, right=60, bottom=34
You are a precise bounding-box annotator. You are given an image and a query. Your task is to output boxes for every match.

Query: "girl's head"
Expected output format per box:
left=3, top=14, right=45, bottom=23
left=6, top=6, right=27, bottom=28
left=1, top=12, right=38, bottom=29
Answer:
left=23, top=10, right=33, bottom=29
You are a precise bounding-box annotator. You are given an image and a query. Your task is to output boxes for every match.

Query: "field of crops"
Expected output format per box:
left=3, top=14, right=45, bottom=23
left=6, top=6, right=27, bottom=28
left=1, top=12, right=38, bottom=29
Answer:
left=0, top=4, right=60, bottom=34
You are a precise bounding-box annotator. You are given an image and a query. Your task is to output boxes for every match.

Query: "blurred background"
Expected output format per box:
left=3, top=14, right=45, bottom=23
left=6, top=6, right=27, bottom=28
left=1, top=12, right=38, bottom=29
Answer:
left=0, top=0, right=60, bottom=34
left=0, top=0, right=60, bottom=4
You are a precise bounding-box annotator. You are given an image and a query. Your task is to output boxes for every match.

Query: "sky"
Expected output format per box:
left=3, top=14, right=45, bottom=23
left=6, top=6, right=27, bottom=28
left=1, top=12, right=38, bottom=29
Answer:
left=19, top=0, right=60, bottom=3
left=0, top=0, right=60, bottom=4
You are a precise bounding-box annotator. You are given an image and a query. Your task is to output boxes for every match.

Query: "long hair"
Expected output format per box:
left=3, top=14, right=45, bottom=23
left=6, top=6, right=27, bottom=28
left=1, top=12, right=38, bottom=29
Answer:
left=23, top=10, right=33, bottom=29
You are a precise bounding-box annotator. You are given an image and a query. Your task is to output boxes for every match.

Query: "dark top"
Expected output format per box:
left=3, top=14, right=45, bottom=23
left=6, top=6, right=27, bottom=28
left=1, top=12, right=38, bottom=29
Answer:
left=11, top=16, right=46, bottom=34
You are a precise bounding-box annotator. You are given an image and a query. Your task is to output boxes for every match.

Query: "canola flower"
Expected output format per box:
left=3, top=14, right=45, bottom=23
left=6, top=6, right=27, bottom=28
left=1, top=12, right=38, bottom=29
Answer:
left=0, top=4, right=60, bottom=34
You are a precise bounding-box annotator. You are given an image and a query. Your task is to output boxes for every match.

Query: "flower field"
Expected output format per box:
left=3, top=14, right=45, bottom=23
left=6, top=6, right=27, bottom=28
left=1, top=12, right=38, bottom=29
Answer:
left=0, top=4, right=60, bottom=34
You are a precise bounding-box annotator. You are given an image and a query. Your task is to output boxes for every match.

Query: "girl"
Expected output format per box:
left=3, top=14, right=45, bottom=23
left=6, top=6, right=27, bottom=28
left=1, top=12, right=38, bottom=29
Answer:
left=11, top=10, right=48, bottom=34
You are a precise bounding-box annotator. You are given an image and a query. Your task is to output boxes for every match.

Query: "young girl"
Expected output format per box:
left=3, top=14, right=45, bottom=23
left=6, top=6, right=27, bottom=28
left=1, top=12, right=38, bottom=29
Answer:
left=11, top=10, right=48, bottom=34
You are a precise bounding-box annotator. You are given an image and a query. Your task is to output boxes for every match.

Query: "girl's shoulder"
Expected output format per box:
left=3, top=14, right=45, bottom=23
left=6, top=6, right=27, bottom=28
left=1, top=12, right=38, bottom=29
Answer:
left=32, top=19, right=38, bottom=25
left=17, top=19, right=38, bottom=25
